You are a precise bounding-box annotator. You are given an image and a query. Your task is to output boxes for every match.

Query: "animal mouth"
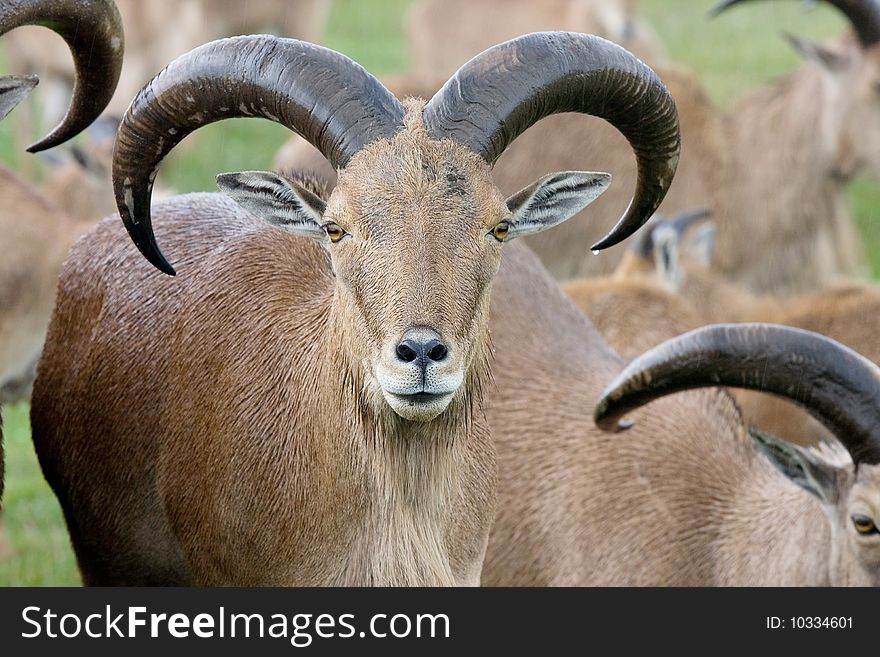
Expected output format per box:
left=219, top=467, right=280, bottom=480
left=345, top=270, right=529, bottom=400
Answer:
left=389, top=391, right=453, bottom=405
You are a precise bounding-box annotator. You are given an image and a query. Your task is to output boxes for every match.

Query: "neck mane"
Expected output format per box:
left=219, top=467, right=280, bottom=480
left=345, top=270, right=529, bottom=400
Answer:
left=320, top=298, right=495, bottom=585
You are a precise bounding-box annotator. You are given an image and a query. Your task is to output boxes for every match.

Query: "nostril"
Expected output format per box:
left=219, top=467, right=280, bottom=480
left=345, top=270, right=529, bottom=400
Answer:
left=396, top=341, right=419, bottom=363
left=426, top=340, right=448, bottom=362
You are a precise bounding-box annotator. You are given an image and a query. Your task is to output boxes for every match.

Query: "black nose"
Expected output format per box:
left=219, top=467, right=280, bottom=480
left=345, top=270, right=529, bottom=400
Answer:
left=396, top=329, right=449, bottom=366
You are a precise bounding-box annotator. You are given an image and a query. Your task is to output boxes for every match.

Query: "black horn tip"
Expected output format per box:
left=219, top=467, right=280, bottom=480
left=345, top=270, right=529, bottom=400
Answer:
left=151, top=254, right=177, bottom=277
left=140, top=242, right=177, bottom=277
left=591, top=232, right=626, bottom=253
left=590, top=209, right=651, bottom=252
left=126, top=221, right=177, bottom=276
left=593, top=401, right=635, bottom=433
left=26, top=135, right=60, bottom=154
left=26, top=119, right=93, bottom=153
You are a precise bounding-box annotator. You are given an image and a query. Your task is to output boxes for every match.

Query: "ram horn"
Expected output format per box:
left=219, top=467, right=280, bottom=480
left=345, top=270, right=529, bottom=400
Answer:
left=0, top=0, right=124, bottom=151
left=594, top=323, right=880, bottom=465
left=112, top=35, right=405, bottom=275
left=423, top=32, right=681, bottom=252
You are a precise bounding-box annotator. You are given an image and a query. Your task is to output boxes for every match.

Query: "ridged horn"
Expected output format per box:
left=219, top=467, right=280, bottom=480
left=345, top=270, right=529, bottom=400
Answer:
left=594, top=323, right=880, bottom=465
left=423, top=32, right=681, bottom=252
left=0, top=0, right=124, bottom=151
left=710, top=0, right=880, bottom=48
left=112, top=35, right=405, bottom=275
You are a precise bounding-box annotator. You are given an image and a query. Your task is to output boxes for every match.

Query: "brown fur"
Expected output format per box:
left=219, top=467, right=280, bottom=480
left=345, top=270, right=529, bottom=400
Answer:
left=562, top=276, right=703, bottom=360
left=31, top=104, right=534, bottom=585
left=483, top=247, right=880, bottom=585
left=33, top=196, right=494, bottom=585
left=589, top=225, right=880, bottom=448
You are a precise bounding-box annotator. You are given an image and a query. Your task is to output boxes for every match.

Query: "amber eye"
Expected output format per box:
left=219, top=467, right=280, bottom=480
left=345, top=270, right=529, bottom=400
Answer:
left=323, top=222, right=346, bottom=243
left=491, top=220, right=511, bottom=242
left=852, top=514, right=879, bottom=535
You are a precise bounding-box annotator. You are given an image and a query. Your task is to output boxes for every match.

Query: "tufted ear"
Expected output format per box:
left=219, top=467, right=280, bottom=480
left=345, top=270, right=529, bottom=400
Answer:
left=0, top=75, right=38, bottom=123
left=216, top=171, right=327, bottom=240
left=503, top=171, right=611, bottom=240
left=750, top=429, right=842, bottom=506
left=651, top=224, right=683, bottom=289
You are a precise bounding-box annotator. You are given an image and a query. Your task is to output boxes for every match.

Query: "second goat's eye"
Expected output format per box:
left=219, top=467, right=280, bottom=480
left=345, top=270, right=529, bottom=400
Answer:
left=852, top=514, right=878, bottom=536
left=491, top=220, right=511, bottom=242
left=323, top=222, right=346, bottom=243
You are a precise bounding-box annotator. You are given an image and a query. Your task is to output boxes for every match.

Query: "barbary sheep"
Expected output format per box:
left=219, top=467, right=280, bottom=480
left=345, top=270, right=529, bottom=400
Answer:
left=0, top=0, right=123, bottom=555
left=31, top=32, right=679, bottom=585
left=591, top=324, right=880, bottom=585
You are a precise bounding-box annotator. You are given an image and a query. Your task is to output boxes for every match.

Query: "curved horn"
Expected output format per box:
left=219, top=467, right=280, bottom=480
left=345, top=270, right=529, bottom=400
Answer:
left=423, top=32, right=681, bottom=252
left=710, top=0, right=880, bottom=48
left=0, top=0, right=124, bottom=152
left=113, top=35, right=405, bottom=275
left=594, top=323, right=880, bottom=466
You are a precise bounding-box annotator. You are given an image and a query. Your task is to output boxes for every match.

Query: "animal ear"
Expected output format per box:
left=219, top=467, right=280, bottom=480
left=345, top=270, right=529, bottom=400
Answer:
left=0, top=75, right=38, bottom=122
left=750, top=429, right=841, bottom=506
left=651, top=225, right=682, bottom=290
left=783, top=32, right=848, bottom=71
left=682, top=221, right=717, bottom=268
left=216, top=170, right=327, bottom=240
left=504, top=171, right=611, bottom=239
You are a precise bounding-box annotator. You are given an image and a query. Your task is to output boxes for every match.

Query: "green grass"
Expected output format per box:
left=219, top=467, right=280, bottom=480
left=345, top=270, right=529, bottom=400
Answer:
left=1, top=404, right=79, bottom=586
left=1, top=0, right=878, bottom=585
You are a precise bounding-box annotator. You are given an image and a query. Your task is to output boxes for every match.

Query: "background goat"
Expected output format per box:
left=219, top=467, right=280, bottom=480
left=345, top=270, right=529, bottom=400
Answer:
left=613, top=211, right=880, bottom=447
left=0, top=0, right=123, bottom=565
left=1, top=0, right=331, bottom=138
left=591, top=324, right=880, bottom=585
left=482, top=306, right=880, bottom=583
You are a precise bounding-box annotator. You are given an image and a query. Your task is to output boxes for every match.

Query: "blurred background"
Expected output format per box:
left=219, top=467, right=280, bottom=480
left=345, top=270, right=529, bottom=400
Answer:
left=0, top=0, right=875, bottom=585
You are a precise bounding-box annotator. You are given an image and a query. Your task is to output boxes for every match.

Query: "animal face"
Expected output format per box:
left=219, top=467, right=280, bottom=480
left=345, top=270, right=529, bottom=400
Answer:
left=832, top=464, right=880, bottom=586
left=756, top=433, right=880, bottom=586
left=217, top=105, right=609, bottom=422
left=327, top=125, right=508, bottom=422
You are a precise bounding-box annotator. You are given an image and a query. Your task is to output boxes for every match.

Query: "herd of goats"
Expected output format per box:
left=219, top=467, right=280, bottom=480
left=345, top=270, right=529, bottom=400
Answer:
left=0, top=0, right=878, bottom=587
